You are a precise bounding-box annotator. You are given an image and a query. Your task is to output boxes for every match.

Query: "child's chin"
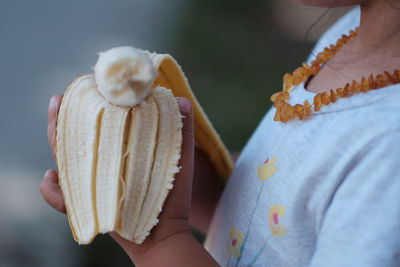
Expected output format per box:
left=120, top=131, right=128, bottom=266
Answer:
left=291, top=0, right=364, bottom=8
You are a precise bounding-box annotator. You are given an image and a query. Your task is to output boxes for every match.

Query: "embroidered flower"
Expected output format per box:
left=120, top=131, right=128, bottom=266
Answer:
left=257, top=157, right=277, bottom=181
left=268, top=205, right=287, bottom=237
left=227, top=226, right=243, bottom=259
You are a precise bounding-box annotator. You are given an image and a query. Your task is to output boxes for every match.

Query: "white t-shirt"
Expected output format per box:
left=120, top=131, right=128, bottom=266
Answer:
left=205, top=7, right=400, bottom=267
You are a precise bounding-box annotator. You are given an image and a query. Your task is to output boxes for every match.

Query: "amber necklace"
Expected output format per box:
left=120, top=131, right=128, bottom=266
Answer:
left=271, top=27, right=400, bottom=123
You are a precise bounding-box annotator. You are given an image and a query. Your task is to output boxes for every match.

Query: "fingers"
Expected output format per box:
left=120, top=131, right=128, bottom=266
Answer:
left=161, top=97, right=194, bottom=219
left=48, top=95, right=62, bottom=156
left=40, top=169, right=66, bottom=213
left=44, top=96, right=64, bottom=213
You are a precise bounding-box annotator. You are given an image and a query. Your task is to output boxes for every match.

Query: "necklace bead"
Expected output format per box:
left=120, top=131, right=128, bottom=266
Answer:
left=271, top=27, right=400, bottom=122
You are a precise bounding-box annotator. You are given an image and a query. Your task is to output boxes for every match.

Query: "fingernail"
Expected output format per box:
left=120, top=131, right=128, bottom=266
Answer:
left=49, top=96, right=57, bottom=111
left=179, top=98, right=192, bottom=114
left=44, top=169, right=51, bottom=177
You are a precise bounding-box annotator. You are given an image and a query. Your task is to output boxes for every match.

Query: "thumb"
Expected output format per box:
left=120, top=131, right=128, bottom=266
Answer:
left=178, top=97, right=194, bottom=143
left=160, top=97, right=194, bottom=219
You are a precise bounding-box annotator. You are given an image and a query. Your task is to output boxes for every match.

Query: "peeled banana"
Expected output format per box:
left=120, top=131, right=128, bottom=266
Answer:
left=55, top=46, right=233, bottom=245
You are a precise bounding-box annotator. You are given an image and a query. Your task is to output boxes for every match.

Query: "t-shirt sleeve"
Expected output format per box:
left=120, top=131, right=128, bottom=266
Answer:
left=309, top=131, right=400, bottom=267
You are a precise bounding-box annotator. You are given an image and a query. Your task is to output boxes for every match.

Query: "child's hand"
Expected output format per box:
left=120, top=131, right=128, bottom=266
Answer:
left=41, top=95, right=200, bottom=265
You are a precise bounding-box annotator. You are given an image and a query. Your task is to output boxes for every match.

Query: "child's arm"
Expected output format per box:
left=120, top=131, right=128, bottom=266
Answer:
left=41, top=95, right=220, bottom=266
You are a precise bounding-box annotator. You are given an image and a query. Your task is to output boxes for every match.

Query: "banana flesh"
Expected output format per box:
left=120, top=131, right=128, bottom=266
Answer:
left=94, top=46, right=157, bottom=107
left=55, top=46, right=233, bottom=245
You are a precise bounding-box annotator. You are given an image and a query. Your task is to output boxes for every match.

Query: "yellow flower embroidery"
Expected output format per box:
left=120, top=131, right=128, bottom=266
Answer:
left=257, top=157, right=277, bottom=181
left=268, top=205, right=287, bottom=237
left=227, top=226, right=243, bottom=259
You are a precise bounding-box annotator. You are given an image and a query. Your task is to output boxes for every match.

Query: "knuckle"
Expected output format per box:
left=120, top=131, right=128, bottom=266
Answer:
left=182, top=122, right=194, bottom=137
left=56, top=201, right=66, bottom=213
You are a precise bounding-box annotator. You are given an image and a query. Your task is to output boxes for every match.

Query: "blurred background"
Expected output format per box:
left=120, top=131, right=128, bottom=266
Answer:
left=0, top=0, right=350, bottom=266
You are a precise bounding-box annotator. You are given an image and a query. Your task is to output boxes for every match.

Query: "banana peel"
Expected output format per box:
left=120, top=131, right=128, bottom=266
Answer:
left=147, top=51, right=233, bottom=179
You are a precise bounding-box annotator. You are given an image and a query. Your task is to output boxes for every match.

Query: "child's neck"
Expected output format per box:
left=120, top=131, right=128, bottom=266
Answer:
left=306, top=1, right=400, bottom=94
left=358, top=1, right=400, bottom=55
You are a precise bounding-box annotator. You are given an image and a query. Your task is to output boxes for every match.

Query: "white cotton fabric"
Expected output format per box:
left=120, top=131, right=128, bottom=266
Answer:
left=205, top=6, right=400, bottom=267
